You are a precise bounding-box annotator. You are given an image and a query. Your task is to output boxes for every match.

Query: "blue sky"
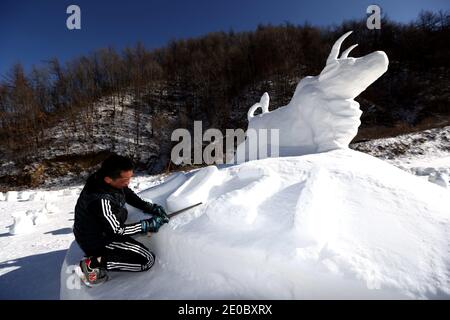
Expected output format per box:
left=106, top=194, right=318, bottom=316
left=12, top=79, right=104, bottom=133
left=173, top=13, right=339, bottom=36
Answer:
left=0, top=0, right=448, bottom=76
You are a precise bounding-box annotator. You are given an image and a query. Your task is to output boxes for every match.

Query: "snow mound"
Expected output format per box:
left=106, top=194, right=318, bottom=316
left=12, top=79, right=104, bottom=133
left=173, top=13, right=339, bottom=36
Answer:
left=5, top=191, right=18, bottom=202
left=205, top=165, right=281, bottom=226
left=61, top=149, right=450, bottom=299
left=428, top=172, right=449, bottom=188
left=293, top=167, right=342, bottom=247
left=167, top=166, right=222, bottom=212
left=9, top=209, right=50, bottom=235
left=45, top=201, right=60, bottom=214
left=17, top=191, right=32, bottom=201
left=9, top=211, right=35, bottom=235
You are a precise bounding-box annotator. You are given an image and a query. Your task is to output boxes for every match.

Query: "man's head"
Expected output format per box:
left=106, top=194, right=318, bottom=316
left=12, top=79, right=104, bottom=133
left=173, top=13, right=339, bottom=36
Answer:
left=99, top=154, right=134, bottom=189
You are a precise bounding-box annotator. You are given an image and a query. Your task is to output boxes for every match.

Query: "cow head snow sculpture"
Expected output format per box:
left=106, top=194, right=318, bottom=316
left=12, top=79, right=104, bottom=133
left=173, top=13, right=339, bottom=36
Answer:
left=236, top=31, right=389, bottom=160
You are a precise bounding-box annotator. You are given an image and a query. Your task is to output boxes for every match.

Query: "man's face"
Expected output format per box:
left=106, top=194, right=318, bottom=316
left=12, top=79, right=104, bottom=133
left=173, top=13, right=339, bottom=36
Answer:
left=104, top=170, right=133, bottom=189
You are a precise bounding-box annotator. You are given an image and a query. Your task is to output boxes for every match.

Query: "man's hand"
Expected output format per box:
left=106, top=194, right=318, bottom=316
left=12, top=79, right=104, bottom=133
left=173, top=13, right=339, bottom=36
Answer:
left=145, top=203, right=170, bottom=223
left=141, top=216, right=167, bottom=233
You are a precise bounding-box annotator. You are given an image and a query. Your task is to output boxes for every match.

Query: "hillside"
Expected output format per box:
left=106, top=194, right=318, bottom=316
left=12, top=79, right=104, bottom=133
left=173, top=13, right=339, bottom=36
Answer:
left=1, top=13, right=449, bottom=191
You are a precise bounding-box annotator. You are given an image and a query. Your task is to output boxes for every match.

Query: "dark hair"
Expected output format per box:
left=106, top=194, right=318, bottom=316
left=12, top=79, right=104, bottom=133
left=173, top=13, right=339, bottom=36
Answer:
left=99, top=154, right=134, bottom=179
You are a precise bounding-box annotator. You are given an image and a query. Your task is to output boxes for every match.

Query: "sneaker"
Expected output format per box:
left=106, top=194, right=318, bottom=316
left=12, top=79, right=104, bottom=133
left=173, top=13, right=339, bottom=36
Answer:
left=78, top=257, right=108, bottom=287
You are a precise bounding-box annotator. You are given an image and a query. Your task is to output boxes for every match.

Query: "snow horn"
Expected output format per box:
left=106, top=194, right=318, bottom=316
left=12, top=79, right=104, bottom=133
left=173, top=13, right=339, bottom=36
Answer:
left=326, top=30, right=353, bottom=64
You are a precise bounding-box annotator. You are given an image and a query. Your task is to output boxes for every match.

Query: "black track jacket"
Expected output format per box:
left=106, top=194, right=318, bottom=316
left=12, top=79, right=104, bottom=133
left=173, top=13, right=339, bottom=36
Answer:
left=74, top=172, right=153, bottom=253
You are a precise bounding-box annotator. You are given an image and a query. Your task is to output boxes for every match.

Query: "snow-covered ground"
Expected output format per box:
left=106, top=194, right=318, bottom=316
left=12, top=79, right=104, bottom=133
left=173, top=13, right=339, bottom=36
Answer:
left=59, top=149, right=449, bottom=300
left=1, top=128, right=449, bottom=300
left=352, top=126, right=450, bottom=187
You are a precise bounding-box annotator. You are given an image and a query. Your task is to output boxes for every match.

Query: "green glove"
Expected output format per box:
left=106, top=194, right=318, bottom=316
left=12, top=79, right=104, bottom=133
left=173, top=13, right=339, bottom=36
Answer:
left=141, top=216, right=166, bottom=233
left=145, top=203, right=170, bottom=223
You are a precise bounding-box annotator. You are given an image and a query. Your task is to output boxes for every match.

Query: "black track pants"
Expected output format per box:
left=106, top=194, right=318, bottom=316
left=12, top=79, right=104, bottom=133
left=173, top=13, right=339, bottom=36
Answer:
left=103, top=236, right=155, bottom=272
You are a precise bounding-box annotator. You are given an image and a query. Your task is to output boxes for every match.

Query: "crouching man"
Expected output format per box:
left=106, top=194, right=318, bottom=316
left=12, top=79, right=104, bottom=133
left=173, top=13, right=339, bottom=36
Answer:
left=73, top=153, right=169, bottom=286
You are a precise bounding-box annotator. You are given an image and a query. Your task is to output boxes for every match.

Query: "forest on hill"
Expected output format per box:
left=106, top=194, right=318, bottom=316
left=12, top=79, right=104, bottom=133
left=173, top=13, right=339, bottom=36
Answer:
left=0, top=10, right=448, bottom=189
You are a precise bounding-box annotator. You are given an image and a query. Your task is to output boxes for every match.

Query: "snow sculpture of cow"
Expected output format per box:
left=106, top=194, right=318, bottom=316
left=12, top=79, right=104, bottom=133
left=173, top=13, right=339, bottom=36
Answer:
left=236, top=31, right=389, bottom=160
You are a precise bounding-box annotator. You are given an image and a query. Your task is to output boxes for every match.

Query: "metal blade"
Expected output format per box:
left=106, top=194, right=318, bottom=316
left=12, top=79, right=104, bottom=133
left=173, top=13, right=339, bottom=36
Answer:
left=167, top=202, right=203, bottom=219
